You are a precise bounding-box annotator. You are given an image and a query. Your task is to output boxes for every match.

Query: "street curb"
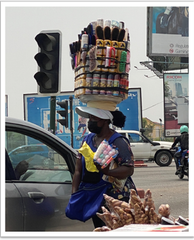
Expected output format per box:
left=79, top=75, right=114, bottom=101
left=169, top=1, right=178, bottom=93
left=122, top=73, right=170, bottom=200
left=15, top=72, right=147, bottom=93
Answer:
left=134, top=160, right=147, bottom=167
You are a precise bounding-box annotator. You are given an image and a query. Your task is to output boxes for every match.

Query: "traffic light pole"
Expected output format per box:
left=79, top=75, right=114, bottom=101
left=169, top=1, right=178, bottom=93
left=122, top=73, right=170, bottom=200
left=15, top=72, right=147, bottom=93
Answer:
left=69, top=96, right=73, bottom=148
left=50, top=96, right=56, bottom=134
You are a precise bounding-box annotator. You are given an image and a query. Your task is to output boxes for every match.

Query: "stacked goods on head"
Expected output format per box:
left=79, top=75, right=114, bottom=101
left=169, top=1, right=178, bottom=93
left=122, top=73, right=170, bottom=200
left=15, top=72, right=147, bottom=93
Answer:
left=69, top=19, right=131, bottom=111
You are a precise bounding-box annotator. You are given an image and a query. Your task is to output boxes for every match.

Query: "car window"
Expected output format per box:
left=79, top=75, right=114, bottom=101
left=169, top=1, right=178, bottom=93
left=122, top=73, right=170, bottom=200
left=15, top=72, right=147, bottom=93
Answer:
left=129, top=133, right=144, bottom=143
left=128, top=134, right=133, bottom=142
left=6, top=131, right=72, bottom=183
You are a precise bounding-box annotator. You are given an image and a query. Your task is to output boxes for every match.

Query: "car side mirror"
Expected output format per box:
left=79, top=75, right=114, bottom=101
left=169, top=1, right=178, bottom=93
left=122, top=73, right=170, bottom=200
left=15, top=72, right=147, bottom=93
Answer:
left=140, top=128, right=145, bottom=133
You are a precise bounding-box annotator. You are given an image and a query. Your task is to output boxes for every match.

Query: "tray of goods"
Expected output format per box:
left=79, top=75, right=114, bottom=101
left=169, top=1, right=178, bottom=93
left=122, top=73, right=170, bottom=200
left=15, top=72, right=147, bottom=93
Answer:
left=69, top=19, right=131, bottom=110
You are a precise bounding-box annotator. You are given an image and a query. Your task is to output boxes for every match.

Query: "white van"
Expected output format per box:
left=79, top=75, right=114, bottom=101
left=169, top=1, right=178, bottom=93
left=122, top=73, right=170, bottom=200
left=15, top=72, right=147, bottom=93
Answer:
left=117, top=129, right=173, bottom=166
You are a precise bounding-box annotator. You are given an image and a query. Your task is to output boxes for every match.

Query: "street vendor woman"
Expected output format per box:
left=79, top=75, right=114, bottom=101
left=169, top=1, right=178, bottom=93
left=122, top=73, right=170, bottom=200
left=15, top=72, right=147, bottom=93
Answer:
left=72, top=106, right=136, bottom=228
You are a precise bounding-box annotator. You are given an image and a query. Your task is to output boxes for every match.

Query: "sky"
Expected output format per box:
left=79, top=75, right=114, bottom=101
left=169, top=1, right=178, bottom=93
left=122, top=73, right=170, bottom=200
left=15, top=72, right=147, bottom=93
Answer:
left=2, top=1, right=193, bottom=125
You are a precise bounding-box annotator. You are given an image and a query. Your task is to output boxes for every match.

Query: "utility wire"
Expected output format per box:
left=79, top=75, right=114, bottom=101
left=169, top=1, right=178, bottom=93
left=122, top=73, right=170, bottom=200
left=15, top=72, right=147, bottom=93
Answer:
left=143, top=101, right=163, bottom=111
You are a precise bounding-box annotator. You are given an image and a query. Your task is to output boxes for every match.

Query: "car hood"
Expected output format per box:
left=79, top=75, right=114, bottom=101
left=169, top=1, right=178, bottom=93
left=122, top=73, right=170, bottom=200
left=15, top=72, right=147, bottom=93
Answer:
left=153, top=141, right=173, bottom=148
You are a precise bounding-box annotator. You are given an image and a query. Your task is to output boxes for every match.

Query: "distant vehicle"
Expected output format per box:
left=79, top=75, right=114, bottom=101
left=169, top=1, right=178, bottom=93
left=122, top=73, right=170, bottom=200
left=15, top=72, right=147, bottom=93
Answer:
left=171, top=147, right=189, bottom=179
left=8, top=144, right=49, bottom=168
left=117, top=129, right=173, bottom=166
left=5, top=117, right=93, bottom=231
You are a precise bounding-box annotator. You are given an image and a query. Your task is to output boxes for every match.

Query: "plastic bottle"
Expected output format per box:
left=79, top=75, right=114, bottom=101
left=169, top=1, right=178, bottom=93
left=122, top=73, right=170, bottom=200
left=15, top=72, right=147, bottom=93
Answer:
left=91, top=21, right=97, bottom=35
left=92, top=74, right=100, bottom=94
left=106, top=74, right=113, bottom=95
left=124, top=79, right=129, bottom=99
left=85, top=73, right=92, bottom=94
left=126, top=51, right=130, bottom=73
left=81, top=34, right=88, bottom=51
left=113, top=74, right=120, bottom=96
left=105, top=19, right=111, bottom=27
left=93, top=140, right=109, bottom=160
left=100, top=74, right=107, bottom=95
left=97, top=19, right=104, bottom=28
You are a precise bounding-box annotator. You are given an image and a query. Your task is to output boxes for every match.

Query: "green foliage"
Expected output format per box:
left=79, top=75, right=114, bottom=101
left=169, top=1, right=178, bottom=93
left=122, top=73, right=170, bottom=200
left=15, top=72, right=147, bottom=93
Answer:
left=142, top=118, right=154, bottom=139
left=6, top=131, right=26, bottom=152
left=164, top=81, right=171, bottom=97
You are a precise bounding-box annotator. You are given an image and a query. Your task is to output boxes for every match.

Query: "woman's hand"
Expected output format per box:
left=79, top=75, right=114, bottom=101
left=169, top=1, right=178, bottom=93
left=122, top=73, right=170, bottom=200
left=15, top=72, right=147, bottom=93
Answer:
left=95, top=161, right=134, bottom=179
left=94, top=162, right=110, bottom=175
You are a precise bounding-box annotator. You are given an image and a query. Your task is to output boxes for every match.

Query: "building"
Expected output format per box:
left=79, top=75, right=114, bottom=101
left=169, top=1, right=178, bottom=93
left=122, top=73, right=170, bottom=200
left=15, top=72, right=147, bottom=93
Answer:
left=143, top=117, right=164, bottom=140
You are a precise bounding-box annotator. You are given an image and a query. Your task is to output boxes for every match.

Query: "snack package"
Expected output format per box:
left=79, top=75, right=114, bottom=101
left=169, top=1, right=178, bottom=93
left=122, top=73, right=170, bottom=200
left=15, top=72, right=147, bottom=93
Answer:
left=102, top=161, right=127, bottom=191
left=93, top=139, right=118, bottom=168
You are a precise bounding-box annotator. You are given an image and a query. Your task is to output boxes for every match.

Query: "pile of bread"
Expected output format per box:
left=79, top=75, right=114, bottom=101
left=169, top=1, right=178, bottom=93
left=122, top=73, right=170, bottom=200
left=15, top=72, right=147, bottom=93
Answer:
left=94, top=189, right=184, bottom=231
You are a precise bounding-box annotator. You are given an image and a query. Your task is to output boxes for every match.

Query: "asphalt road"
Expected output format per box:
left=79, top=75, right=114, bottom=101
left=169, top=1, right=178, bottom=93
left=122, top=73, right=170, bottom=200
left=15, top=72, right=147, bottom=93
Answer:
left=132, top=160, right=189, bottom=220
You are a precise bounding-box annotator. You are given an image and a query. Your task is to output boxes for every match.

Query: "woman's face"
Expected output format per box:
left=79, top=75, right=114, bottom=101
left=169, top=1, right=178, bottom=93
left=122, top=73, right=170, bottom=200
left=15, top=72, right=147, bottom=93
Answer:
left=87, top=115, right=106, bottom=134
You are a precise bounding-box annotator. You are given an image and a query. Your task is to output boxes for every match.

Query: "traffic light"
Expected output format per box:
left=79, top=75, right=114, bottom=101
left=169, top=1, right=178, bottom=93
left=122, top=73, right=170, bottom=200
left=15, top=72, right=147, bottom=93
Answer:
left=57, top=101, right=68, bottom=128
left=34, top=31, right=61, bottom=96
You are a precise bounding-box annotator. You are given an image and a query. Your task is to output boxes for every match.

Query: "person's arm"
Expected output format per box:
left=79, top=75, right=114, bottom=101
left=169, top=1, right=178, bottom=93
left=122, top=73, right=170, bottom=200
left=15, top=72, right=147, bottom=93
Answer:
left=71, top=157, right=82, bottom=194
left=100, top=165, right=134, bottom=180
left=95, top=137, right=134, bottom=179
left=15, top=160, right=29, bottom=180
left=171, top=136, right=181, bottom=148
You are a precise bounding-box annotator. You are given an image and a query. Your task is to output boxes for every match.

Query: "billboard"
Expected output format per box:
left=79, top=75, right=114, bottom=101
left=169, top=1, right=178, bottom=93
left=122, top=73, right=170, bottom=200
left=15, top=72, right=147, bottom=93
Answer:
left=147, top=7, right=189, bottom=57
left=24, top=89, right=142, bottom=149
left=163, top=73, right=189, bottom=137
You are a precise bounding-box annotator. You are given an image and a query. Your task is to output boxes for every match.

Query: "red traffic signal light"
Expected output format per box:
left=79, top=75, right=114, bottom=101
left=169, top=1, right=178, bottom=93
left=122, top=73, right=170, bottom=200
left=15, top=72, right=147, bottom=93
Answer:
left=34, top=31, right=61, bottom=96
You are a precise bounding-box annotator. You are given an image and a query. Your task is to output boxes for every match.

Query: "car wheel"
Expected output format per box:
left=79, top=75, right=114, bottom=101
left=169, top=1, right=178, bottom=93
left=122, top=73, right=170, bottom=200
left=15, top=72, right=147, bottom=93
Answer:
left=155, top=151, right=172, bottom=166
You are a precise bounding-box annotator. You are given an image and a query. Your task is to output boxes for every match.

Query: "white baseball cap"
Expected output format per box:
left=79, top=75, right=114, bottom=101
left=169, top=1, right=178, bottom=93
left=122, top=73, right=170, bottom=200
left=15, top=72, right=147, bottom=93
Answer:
left=75, top=106, right=113, bottom=123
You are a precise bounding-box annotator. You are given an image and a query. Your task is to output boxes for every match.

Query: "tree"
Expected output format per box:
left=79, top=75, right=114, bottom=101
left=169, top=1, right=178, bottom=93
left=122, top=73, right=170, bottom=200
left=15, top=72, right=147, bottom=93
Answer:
left=142, top=118, right=154, bottom=139
left=164, top=81, right=171, bottom=97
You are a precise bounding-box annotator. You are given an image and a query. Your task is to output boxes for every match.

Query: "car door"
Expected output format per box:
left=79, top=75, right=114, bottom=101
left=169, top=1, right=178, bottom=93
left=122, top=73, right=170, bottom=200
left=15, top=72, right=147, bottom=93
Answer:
left=5, top=183, right=24, bottom=231
left=5, top=121, right=94, bottom=231
left=5, top=150, right=24, bottom=231
left=128, top=133, right=151, bottom=160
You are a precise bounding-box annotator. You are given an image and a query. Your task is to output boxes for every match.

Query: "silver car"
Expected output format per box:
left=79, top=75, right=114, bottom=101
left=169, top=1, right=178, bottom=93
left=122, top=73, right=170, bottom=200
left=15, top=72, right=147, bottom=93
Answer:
left=5, top=117, right=93, bottom=231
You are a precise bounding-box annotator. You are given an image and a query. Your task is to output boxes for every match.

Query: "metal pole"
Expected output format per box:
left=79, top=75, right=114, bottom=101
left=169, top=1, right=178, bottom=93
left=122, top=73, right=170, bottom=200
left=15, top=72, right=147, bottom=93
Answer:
left=50, top=96, right=56, bottom=134
left=69, top=95, right=73, bottom=148
left=159, top=118, right=162, bottom=140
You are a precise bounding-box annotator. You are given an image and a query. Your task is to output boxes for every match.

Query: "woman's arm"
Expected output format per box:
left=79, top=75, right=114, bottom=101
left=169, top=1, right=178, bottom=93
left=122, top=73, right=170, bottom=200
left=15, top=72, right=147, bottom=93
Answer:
left=95, top=136, right=134, bottom=179
left=96, top=164, right=134, bottom=180
left=71, top=157, right=82, bottom=194
left=106, top=165, right=134, bottom=179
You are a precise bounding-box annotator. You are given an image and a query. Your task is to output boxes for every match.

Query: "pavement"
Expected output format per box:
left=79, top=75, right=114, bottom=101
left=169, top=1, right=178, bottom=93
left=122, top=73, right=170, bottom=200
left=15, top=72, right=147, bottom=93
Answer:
left=134, top=160, right=147, bottom=198
left=132, top=160, right=189, bottom=219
